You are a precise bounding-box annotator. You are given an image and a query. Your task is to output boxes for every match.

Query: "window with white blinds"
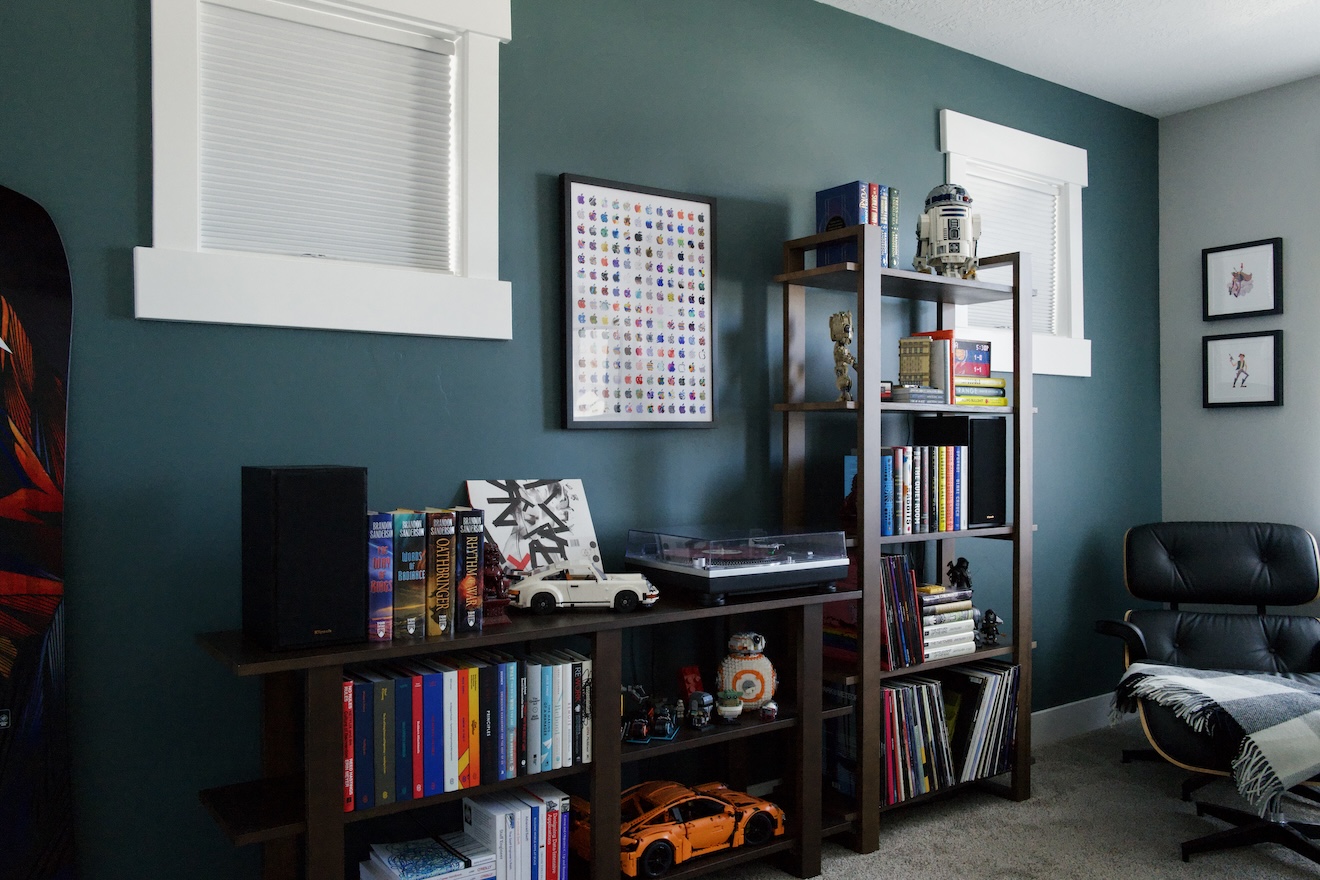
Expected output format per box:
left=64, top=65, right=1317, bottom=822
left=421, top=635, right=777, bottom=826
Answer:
left=198, top=2, right=455, bottom=271
left=135, top=0, right=512, bottom=339
left=941, top=110, right=1091, bottom=377
left=961, top=166, right=1059, bottom=336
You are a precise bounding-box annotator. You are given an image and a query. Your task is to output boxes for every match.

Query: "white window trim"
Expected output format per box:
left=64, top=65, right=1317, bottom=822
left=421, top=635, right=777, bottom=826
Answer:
left=134, top=0, right=512, bottom=340
left=941, top=109, right=1091, bottom=377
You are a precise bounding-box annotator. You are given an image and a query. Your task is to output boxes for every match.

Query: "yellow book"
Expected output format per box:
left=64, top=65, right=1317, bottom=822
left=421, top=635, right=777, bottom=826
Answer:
left=955, top=395, right=1008, bottom=407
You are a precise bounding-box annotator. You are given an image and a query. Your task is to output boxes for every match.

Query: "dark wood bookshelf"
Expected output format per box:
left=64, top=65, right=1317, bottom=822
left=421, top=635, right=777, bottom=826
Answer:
left=778, top=226, right=1034, bottom=853
left=199, top=590, right=831, bottom=879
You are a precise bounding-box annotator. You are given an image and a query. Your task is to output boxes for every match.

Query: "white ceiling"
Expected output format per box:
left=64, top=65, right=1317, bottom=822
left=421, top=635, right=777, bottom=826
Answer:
left=816, top=0, right=1320, bottom=118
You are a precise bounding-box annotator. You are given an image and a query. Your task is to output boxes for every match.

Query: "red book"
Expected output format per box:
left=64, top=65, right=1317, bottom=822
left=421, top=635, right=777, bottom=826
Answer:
left=868, top=182, right=880, bottom=225
left=406, top=669, right=424, bottom=798
left=342, top=677, right=355, bottom=812
left=456, top=665, right=472, bottom=788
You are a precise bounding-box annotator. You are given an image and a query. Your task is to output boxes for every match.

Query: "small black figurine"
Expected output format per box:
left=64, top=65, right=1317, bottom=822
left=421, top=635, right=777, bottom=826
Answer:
left=976, top=608, right=1003, bottom=647
left=947, top=557, right=972, bottom=591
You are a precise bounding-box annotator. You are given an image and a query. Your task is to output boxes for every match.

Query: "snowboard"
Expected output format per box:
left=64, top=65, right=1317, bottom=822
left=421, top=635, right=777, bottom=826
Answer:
left=0, top=184, right=74, bottom=880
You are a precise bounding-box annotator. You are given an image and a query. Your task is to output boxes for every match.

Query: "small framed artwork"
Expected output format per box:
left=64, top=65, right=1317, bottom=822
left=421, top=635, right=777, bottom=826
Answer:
left=1203, top=330, right=1282, bottom=408
left=1202, top=237, right=1282, bottom=321
left=562, top=173, right=714, bottom=429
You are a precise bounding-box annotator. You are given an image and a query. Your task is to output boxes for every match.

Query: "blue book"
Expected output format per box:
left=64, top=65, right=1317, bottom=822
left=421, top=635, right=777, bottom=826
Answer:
left=816, top=181, right=868, bottom=265
left=351, top=675, right=375, bottom=810
left=539, top=660, right=553, bottom=772
left=881, top=451, right=895, bottom=537
left=402, top=661, right=445, bottom=797
left=392, top=671, right=413, bottom=801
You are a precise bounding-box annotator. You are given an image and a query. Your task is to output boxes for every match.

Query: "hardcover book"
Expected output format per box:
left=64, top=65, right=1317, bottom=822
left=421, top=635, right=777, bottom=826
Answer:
left=952, top=339, right=992, bottom=377
left=465, top=479, right=601, bottom=574
left=816, top=181, right=869, bottom=265
left=455, top=509, right=486, bottom=634
left=425, top=508, right=458, bottom=637
left=391, top=510, right=426, bottom=639
left=367, top=511, right=394, bottom=641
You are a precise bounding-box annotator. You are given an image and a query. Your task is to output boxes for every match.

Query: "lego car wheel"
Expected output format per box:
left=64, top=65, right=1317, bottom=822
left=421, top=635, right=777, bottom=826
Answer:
left=614, top=590, right=639, bottom=611
left=639, top=840, right=674, bottom=878
left=744, top=811, right=774, bottom=846
left=529, top=592, right=556, bottom=613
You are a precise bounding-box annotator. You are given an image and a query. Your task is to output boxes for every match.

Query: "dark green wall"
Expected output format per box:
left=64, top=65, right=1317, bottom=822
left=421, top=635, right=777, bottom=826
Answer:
left=0, top=0, right=1159, bottom=876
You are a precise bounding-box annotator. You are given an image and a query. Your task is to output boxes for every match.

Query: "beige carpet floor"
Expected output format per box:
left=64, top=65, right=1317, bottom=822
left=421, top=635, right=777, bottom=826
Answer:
left=728, top=719, right=1320, bottom=879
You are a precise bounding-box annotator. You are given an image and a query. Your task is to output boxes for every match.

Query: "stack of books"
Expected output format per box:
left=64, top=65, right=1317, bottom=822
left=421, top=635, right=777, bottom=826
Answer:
left=889, top=385, right=946, bottom=405
left=896, top=332, right=1002, bottom=405
left=953, top=375, right=1007, bottom=407
left=815, top=181, right=901, bottom=267
left=916, top=585, right=976, bottom=661
left=361, top=832, right=496, bottom=880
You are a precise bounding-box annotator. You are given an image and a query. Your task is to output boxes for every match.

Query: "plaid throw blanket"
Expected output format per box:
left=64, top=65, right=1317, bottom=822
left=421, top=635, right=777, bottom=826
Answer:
left=1114, top=661, right=1320, bottom=813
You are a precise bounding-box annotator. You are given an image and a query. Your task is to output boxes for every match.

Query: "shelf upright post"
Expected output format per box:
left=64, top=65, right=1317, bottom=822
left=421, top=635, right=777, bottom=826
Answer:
left=1008, top=251, right=1034, bottom=801
left=262, top=672, right=300, bottom=880
left=588, top=628, right=623, bottom=880
left=853, top=225, right=884, bottom=853
left=781, top=239, right=808, bottom=527
left=304, top=663, right=347, bottom=880
left=786, top=602, right=824, bottom=877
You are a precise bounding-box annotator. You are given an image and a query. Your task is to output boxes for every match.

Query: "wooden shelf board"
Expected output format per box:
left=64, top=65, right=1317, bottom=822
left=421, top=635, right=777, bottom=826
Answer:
left=347, top=764, right=585, bottom=824
left=822, top=703, right=854, bottom=720
left=199, top=775, right=305, bottom=846
left=622, top=714, right=798, bottom=763
left=872, top=525, right=1015, bottom=545
left=874, top=644, right=1018, bottom=681
left=200, top=587, right=854, bottom=676
left=775, top=401, right=1014, bottom=416
left=653, top=837, right=796, bottom=880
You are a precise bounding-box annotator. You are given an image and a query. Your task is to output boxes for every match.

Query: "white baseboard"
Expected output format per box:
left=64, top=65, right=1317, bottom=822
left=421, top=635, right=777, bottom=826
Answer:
left=1031, top=693, right=1114, bottom=747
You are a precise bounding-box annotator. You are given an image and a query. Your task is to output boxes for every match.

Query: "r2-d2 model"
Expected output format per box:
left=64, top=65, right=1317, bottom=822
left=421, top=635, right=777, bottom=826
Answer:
left=913, top=183, right=981, bottom=278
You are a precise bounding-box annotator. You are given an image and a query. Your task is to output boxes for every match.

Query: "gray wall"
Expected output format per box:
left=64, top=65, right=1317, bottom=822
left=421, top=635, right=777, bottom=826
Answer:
left=1159, top=76, right=1320, bottom=550
left=0, top=0, right=1160, bottom=876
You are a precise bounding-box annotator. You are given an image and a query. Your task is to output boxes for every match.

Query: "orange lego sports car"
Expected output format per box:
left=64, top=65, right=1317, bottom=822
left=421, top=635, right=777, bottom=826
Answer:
left=570, top=780, right=785, bottom=878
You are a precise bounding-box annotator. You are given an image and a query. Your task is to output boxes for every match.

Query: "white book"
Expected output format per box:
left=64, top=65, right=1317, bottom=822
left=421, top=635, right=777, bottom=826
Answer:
left=922, top=618, right=974, bottom=639
left=923, top=640, right=978, bottom=662
left=508, top=789, right=546, bottom=880
left=491, top=794, right=531, bottom=880
left=524, top=658, right=543, bottom=774
left=440, top=831, right=498, bottom=879
left=463, top=794, right=516, bottom=880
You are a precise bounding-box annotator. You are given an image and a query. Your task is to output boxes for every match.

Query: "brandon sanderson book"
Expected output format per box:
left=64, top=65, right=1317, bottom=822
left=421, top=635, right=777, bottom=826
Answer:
left=454, top=509, right=485, bottom=634
left=425, top=508, right=457, bottom=637
left=367, top=511, right=394, bottom=641
left=392, top=510, right=427, bottom=638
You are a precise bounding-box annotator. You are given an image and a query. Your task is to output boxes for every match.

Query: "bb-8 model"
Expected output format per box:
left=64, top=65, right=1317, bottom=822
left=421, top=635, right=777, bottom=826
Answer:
left=913, top=183, right=981, bottom=279
left=715, top=632, right=777, bottom=710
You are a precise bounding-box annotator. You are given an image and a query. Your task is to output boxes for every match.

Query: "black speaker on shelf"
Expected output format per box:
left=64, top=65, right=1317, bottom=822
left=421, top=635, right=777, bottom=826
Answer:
left=911, top=416, right=1007, bottom=528
left=242, top=465, right=368, bottom=651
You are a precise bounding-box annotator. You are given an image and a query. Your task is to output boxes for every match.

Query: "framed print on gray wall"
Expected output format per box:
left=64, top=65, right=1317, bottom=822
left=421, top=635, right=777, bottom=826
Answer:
left=1203, top=330, right=1282, bottom=408
left=562, top=173, right=715, bottom=429
left=1202, top=237, right=1282, bottom=320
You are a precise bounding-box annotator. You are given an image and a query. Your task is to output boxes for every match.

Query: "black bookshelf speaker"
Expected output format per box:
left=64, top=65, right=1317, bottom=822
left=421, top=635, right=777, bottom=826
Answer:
left=911, top=416, right=1007, bottom=527
left=241, top=465, right=368, bottom=651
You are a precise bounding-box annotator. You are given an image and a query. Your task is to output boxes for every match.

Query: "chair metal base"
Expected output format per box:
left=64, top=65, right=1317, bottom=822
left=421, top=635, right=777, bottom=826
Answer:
left=1182, top=799, right=1320, bottom=864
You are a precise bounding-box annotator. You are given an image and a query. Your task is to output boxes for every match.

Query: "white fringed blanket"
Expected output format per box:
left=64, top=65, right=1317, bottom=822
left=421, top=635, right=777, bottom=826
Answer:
left=1114, top=661, right=1320, bottom=812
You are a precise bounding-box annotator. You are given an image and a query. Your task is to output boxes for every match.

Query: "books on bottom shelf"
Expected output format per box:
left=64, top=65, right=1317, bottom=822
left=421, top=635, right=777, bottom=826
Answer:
left=462, top=784, right=571, bottom=880
left=823, top=663, right=1020, bottom=803
left=362, top=831, right=496, bottom=880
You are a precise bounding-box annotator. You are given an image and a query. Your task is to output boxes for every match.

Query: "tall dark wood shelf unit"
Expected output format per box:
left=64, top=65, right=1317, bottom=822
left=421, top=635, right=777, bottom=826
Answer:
left=775, top=223, right=1034, bottom=853
left=198, top=586, right=845, bottom=880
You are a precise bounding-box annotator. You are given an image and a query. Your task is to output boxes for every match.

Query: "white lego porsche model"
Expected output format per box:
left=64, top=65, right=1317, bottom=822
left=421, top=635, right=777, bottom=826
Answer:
left=508, top=562, right=659, bottom=613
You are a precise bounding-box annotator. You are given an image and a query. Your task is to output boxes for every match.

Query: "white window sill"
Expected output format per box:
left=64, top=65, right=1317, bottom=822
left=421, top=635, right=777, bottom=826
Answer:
left=970, top=325, right=1092, bottom=378
left=133, top=247, right=512, bottom=339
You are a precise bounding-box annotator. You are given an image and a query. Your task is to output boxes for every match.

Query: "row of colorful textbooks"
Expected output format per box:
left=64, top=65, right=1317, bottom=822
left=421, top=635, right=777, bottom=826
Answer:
left=815, top=180, right=901, bottom=268
left=343, top=649, right=592, bottom=812
left=881, top=444, right=969, bottom=536
left=370, top=507, right=487, bottom=642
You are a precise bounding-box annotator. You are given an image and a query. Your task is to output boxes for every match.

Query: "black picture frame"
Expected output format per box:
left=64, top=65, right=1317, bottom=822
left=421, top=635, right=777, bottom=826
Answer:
left=1202, top=330, right=1282, bottom=408
left=1202, top=237, right=1282, bottom=321
left=562, top=173, right=715, bottom=429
